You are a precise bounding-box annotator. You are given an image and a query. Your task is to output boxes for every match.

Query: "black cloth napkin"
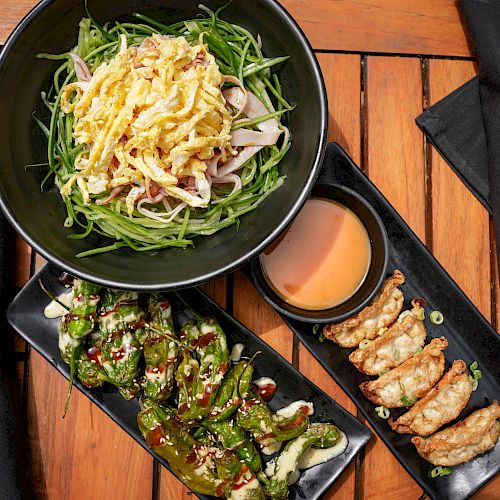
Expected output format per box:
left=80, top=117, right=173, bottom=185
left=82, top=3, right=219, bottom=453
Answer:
left=416, top=0, right=500, bottom=262
left=0, top=212, right=24, bottom=500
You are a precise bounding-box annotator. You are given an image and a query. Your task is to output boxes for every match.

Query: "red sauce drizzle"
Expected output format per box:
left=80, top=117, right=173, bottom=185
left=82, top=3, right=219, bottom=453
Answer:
left=279, top=413, right=306, bottom=431
left=147, top=426, right=165, bottom=447
left=192, top=331, right=216, bottom=349
left=86, top=347, right=101, bottom=365
left=251, top=382, right=277, bottom=402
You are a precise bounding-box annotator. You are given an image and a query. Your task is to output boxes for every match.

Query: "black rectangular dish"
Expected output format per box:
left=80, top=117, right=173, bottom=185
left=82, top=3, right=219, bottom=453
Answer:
left=7, top=262, right=371, bottom=500
left=276, top=143, right=500, bottom=500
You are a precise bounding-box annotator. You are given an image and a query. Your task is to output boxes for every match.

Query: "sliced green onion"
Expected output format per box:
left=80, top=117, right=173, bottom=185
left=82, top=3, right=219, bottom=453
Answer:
left=415, top=307, right=425, bottom=321
left=431, top=466, right=452, bottom=478
left=414, top=346, right=423, bottom=354
left=378, top=368, right=390, bottom=376
left=359, top=339, right=373, bottom=350
left=429, top=310, right=444, bottom=325
left=469, top=361, right=482, bottom=387
left=312, top=324, right=325, bottom=343
left=375, top=406, right=390, bottom=419
left=377, top=327, right=388, bottom=336
left=401, top=395, right=417, bottom=406
left=393, top=349, right=400, bottom=359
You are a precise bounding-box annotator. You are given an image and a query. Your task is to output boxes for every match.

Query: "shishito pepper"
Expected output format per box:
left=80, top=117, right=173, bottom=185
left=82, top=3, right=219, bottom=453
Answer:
left=206, top=360, right=254, bottom=422
left=178, top=318, right=230, bottom=423
left=216, top=449, right=266, bottom=500
left=57, top=279, right=101, bottom=416
left=175, top=350, right=200, bottom=417
left=204, top=419, right=263, bottom=475
left=236, top=394, right=310, bottom=450
left=64, top=279, right=101, bottom=339
left=97, top=290, right=144, bottom=391
left=142, top=294, right=178, bottom=400
left=264, top=423, right=341, bottom=499
left=76, top=346, right=109, bottom=389
left=137, top=402, right=224, bottom=497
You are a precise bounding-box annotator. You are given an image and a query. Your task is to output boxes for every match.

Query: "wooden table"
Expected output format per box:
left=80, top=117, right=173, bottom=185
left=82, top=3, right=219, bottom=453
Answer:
left=3, top=1, right=499, bottom=498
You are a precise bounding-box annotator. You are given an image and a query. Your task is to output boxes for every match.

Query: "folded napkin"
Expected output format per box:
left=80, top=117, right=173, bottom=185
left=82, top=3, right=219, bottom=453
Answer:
left=0, top=212, right=24, bottom=500
left=416, top=0, right=500, bottom=261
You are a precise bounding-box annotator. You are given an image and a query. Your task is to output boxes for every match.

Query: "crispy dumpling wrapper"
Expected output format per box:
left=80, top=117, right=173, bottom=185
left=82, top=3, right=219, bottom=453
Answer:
left=323, top=270, right=405, bottom=348
left=412, top=401, right=500, bottom=466
left=349, top=300, right=426, bottom=375
left=389, top=359, right=473, bottom=436
left=359, top=337, right=448, bottom=408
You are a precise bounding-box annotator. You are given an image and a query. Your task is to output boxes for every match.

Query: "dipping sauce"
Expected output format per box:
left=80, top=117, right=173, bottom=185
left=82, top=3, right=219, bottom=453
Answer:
left=260, top=198, right=371, bottom=310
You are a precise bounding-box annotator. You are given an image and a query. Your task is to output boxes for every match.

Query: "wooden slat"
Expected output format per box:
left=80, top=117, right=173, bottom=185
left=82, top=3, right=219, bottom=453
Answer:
left=366, top=56, right=426, bottom=241
left=296, top=52, right=360, bottom=500
left=27, top=351, right=153, bottom=500
left=233, top=271, right=293, bottom=362
left=317, top=53, right=361, bottom=164
left=0, top=0, right=471, bottom=57
left=158, top=276, right=227, bottom=500
left=428, top=60, right=490, bottom=319
left=427, top=59, right=499, bottom=499
left=362, top=55, right=424, bottom=498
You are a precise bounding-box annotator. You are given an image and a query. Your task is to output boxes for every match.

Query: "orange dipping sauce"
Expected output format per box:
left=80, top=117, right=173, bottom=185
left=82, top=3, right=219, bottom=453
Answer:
left=260, top=198, right=371, bottom=310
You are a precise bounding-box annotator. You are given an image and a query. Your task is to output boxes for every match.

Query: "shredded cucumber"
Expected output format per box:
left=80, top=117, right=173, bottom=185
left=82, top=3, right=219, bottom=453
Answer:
left=36, top=3, right=292, bottom=257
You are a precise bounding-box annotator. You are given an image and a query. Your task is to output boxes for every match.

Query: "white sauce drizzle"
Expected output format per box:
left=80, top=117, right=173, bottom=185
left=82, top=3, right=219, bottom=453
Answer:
left=297, top=431, right=348, bottom=469
left=261, top=441, right=281, bottom=456
left=229, top=477, right=261, bottom=499
left=44, top=290, right=74, bottom=318
left=276, top=400, right=314, bottom=418
left=229, top=343, right=245, bottom=362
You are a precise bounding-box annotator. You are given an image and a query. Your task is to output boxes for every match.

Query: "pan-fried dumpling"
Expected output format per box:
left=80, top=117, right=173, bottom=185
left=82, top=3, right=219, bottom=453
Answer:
left=349, top=301, right=426, bottom=375
left=412, top=401, right=500, bottom=466
left=323, top=270, right=405, bottom=348
left=389, top=360, right=472, bottom=436
left=359, top=337, right=447, bottom=408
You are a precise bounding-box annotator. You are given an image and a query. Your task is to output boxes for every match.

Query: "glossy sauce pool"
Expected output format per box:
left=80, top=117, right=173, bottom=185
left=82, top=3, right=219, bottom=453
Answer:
left=260, top=198, right=371, bottom=310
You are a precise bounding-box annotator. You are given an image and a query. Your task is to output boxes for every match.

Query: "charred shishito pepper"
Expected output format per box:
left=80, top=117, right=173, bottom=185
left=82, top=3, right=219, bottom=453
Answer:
left=264, top=423, right=341, bottom=499
left=216, top=449, right=266, bottom=500
left=236, top=395, right=310, bottom=452
left=137, top=402, right=224, bottom=497
left=142, top=294, right=178, bottom=400
left=97, top=290, right=144, bottom=397
left=76, top=346, right=109, bottom=388
left=204, top=419, right=263, bottom=476
left=207, top=360, right=254, bottom=422
left=66, top=279, right=101, bottom=339
left=177, top=318, right=230, bottom=423
left=58, top=279, right=102, bottom=415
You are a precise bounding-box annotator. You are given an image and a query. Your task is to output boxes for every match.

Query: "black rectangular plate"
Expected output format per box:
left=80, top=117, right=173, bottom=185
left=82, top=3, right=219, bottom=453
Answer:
left=7, top=262, right=371, bottom=500
left=276, top=143, right=500, bottom=500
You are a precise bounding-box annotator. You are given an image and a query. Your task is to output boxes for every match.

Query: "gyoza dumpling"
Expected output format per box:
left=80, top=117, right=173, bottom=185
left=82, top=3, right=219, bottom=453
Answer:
left=389, top=360, right=473, bottom=436
left=359, top=337, right=447, bottom=408
left=323, top=270, right=405, bottom=348
left=349, top=301, right=426, bottom=375
left=412, top=401, right=500, bottom=466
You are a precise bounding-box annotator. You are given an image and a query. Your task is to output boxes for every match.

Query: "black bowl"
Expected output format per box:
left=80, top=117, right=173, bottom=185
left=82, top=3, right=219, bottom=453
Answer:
left=250, top=184, right=389, bottom=323
left=0, top=0, right=327, bottom=290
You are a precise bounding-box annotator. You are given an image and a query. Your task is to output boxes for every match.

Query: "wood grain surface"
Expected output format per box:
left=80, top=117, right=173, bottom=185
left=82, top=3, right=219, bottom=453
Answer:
left=0, top=0, right=471, bottom=57
left=3, top=0, right=499, bottom=499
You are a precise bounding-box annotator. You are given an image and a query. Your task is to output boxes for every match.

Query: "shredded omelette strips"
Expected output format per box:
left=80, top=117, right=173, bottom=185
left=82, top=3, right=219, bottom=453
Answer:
left=60, top=34, right=232, bottom=212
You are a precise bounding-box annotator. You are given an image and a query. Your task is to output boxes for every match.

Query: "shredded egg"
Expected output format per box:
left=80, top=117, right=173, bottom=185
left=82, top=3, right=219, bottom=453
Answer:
left=60, top=34, right=233, bottom=212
